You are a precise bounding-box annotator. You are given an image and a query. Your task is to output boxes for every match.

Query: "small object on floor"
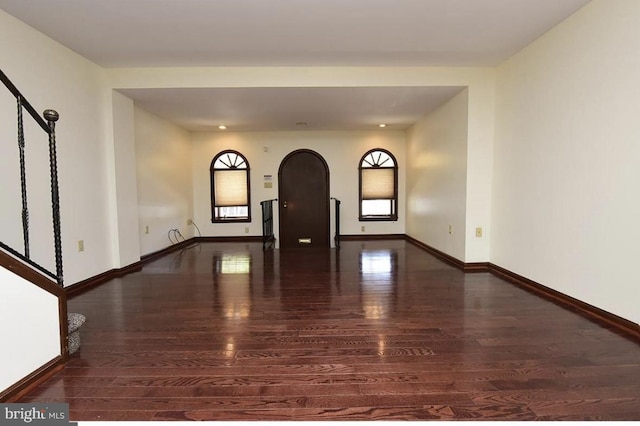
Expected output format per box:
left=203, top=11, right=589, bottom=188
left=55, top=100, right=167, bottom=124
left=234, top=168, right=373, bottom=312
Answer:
left=68, top=313, right=86, bottom=354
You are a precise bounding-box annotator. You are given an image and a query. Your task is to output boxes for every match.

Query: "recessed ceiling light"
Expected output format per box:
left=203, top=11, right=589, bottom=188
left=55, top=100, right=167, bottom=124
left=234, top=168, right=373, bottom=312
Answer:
left=379, top=123, right=387, bottom=128
left=218, top=125, right=227, bottom=130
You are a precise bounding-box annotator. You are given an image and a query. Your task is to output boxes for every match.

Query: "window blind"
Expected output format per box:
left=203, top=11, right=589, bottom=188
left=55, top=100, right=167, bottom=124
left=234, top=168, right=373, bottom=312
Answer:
left=214, top=170, right=248, bottom=206
left=362, top=168, right=394, bottom=200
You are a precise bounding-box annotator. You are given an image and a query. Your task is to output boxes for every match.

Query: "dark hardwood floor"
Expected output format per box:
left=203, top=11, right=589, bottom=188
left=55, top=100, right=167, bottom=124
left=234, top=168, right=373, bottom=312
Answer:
left=21, top=240, right=640, bottom=420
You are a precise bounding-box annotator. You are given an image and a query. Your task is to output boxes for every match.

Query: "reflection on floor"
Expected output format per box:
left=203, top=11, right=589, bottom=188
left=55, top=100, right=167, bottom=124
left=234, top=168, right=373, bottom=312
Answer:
left=21, top=240, right=640, bottom=420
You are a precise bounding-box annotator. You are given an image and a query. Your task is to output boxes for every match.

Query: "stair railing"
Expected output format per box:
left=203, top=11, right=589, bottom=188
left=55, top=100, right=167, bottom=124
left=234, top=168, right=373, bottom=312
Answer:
left=260, top=198, right=277, bottom=250
left=0, top=69, right=63, bottom=286
left=331, top=197, right=341, bottom=249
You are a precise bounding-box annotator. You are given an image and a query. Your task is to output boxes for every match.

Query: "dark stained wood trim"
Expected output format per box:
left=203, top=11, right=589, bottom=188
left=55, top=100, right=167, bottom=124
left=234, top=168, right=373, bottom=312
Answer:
left=65, top=269, right=116, bottom=298
left=403, top=234, right=489, bottom=272
left=140, top=239, right=196, bottom=262
left=66, top=266, right=136, bottom=298
left=0, top=357, right=64, bottom=402
left=58, top=291, right=69, bottom=361
left=0, top=250, right=64, bottom=296
left=488, top=263, right=640, bottom=341
left=403, top=234, right=638, bottom=341
left=196, top=236, right=263, bottom=243
left=403, top=234, right=464, bottom=269
left=0, top=69, right=51, bottom=133
left=67, top=238, right=262, bottom=298
left=464, top=262, right=492, bottom=272
left=66, top=241, right=196, bottom=298
left=340, top=234, right=406, bottom=241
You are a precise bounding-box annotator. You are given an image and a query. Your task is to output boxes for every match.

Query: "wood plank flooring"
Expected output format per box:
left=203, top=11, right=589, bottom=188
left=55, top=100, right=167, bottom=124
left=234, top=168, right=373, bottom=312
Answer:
left=20, top=240, right=640, bottom=420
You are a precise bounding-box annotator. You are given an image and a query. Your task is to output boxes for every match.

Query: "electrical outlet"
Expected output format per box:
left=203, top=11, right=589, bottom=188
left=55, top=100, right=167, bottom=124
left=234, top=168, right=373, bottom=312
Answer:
left=475, top=227, right=483, bottom=238
left=145, top=225, right=149, bottom=234
left=245, top=227, right=249, bottom=233
left=361, top=225, right=365, bottom=232
left=78, top=240, right=84, bottom=252
left=448, top=225, right=452, bottom=235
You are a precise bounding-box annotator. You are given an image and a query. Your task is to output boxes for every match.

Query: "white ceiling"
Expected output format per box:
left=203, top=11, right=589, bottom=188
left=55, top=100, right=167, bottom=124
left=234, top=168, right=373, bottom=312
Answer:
left=118, top=86, right=465, bottom=132
left=0, top=0, right=591, bottom=131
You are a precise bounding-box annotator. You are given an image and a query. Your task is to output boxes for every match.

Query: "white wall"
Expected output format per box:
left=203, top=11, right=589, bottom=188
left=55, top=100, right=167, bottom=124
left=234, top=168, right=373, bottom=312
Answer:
left=492, top=0, right=640, bottom=324
left=406, top=89, right=469, bottom=260
left=109, top=91, right=142, bottom=267
left=191, top=130, right=407, bottom=244
left=0, top=9, right=116, bottom=285
left=464, top=81, right=495, bottom=262
left=108, top=65, right=496, bottom=257
left=0, top=267, right=60, bottom=393
left=135, top=106, right=193, bottom=256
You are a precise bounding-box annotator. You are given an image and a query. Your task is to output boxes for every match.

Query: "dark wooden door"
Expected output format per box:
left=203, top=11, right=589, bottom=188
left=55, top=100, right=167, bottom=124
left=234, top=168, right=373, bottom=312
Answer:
left=278, top=149, right=330, bottom=249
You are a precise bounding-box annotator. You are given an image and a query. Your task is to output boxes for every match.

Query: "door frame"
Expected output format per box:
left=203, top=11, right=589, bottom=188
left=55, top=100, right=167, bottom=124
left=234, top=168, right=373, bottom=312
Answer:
left=277, top=149, right=330, bottom=248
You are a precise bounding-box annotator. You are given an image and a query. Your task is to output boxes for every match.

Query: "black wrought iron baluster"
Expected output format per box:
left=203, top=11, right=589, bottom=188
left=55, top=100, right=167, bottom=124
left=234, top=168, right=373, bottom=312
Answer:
left=17, top=96, right=30, bottom=258
left=332, top=197, right=341, bottom=249
left=261, top=199, right=277, bottom=250
left=44, top=109, right=63, bottom=287
left=335, top=198, right=340, bottom=249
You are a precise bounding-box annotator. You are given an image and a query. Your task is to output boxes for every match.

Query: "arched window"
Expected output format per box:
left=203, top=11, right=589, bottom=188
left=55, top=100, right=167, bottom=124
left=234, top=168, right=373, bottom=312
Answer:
left=359, top=148, right=398, bottom=221
left=210, top=150, right=251, bottom=222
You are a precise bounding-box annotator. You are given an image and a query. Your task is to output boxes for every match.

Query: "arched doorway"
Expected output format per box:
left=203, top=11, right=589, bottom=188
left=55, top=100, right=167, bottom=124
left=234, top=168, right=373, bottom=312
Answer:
left=278, top=149, right=330, bottom=248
